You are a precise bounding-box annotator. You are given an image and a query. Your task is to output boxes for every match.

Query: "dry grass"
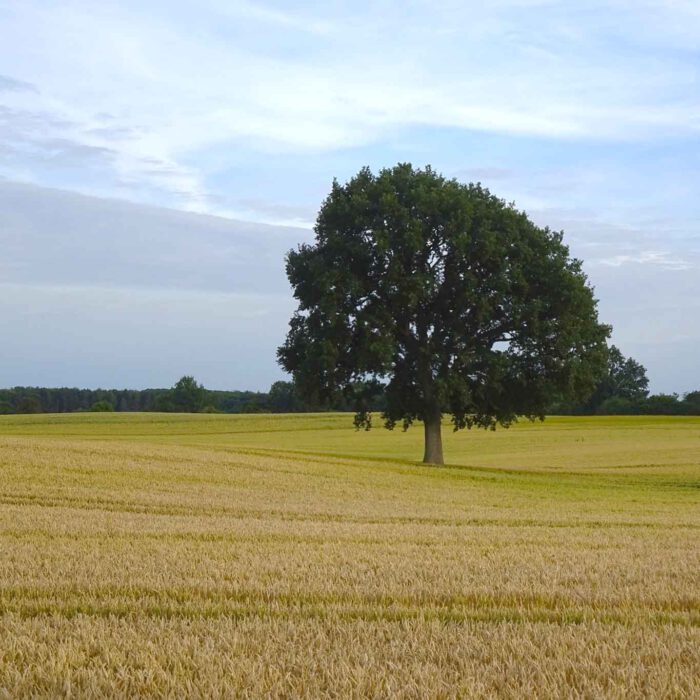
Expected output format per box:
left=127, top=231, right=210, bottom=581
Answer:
left=0, top=413, right=698, bottom=697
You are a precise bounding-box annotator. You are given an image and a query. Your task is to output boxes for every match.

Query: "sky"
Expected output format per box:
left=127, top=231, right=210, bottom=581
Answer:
left=0, top=0, right=698, bottom=393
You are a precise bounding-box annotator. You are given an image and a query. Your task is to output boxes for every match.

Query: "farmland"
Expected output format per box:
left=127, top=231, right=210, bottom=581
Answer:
left=0, top=413, right=699, bottom=697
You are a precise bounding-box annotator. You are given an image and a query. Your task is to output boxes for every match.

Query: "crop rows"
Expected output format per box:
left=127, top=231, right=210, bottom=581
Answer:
left=0, top=414, right=698, bottom=697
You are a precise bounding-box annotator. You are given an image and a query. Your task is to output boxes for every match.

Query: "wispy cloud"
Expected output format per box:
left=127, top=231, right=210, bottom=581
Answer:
left=1, top=1, right=698, bottom=215
left=454, top=167, right=515, bottom=182
left=208, top=0, right=334, bottom=35
left=596, top=250, right=694, bottom=270
left=0, top=74, right=38, bottom=93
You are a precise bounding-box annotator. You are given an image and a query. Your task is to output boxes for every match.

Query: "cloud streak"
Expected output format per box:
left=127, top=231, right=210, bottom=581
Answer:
left=1, top=1, right=698, bottom=215
left=597, top=251, right=694, bottom=271
left=0, top=74, right=38, bottom=93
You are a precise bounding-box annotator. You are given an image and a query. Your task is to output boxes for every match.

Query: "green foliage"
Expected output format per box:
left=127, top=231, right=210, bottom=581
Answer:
left=585, top=345, right=648, bottom=410
left=642, top=393, right=682, bottom=415
left=558, top=388, right=700, bottom=416
left=171, top=376, right=205, bottom=413
left=267, top=381, right=304, bottom=412
left=0, top=387, right=170, bottom=414
left=279, top=164, right=610, bottom=453
left=90, top=400, right=115, bottom=412
left=0, top=384, right=308, bottom=414
left=17, top=396, right=42, bottom=414
left=215, top=391, right=269, bottom=414
left=1, top=379, right=695, bottom=418
left=682, top=391, right=700, bottom=415
left=154, top=393, right=176, bottom=412
left=596, top=396, right=636, bottom=415
left=552, top=345, right=650, bottom=414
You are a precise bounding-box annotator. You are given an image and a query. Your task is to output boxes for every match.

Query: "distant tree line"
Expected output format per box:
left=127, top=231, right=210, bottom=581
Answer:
left=0, top=355, right=698, bottom=416
left=0, top=376, right=385, bottom=415
left=549, top=346, right=700, bottom=415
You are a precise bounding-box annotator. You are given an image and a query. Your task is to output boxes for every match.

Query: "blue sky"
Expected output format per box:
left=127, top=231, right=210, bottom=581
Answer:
left=0, top=0, right=698, bottom=392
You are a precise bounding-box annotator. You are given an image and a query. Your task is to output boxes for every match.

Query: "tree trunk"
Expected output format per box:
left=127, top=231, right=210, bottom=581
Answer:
left=422, top=412, right=444, bottom=465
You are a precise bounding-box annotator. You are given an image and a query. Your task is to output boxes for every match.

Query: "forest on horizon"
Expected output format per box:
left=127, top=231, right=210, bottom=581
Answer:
left=2, top=345, right=700, bottom=417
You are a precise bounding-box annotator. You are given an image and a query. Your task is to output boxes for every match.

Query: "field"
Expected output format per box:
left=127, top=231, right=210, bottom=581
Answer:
left=0, top=413, right=698, bottom=698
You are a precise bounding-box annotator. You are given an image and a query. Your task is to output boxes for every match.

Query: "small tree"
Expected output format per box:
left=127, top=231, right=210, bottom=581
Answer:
left=585, top=345, right=648, bottom=411
left=279, top=164, right=609, bottom=464
left=171, top=376, right=205, bottom=413
left=90, top=400, right=115, bottom=412
left=267, top=381, right=303, bottom=413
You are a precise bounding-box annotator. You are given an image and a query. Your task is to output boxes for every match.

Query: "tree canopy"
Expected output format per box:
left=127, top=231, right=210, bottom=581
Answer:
left=171, top=375, right=206, bottom=413
left=278, top=164, right=611, bottom=464
left=556, top=345, right=649, bottom=414
left=585, top=345, right=649, bottom=409
left=90, top=400, right=115, bottom=412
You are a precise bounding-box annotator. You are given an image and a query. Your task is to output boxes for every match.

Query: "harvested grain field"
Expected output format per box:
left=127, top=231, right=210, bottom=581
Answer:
left=0, top=413, right=699, bottom=697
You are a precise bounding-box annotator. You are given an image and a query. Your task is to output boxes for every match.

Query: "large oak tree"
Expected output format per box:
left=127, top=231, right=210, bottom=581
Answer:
left=278, top=164, right=610, bottom=464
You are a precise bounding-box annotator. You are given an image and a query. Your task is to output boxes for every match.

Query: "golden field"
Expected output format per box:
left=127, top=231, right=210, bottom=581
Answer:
left=0, top=413, right=698, bottom=698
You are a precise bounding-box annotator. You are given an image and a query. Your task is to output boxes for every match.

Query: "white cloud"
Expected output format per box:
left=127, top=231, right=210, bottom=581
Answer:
left=206, top=0, right=335, bottom=35
left=596, top=251, right=694, bottom=270
left=0, top=1, right=698, bottom=214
